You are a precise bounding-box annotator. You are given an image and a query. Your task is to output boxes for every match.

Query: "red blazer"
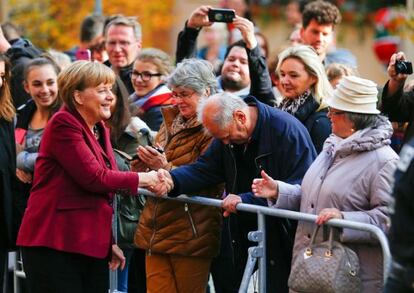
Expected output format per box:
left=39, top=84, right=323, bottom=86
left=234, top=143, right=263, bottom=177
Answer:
left=17, top=107, right=139, bottom=258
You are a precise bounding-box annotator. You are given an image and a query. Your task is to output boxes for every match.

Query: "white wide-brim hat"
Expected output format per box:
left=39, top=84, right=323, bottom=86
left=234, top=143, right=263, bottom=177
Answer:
left=327, top=75, right=380, bottom=114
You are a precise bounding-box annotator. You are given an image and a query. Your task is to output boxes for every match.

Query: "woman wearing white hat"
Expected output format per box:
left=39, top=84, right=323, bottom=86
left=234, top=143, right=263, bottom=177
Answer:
left=250, top=76, right=399, bottom=292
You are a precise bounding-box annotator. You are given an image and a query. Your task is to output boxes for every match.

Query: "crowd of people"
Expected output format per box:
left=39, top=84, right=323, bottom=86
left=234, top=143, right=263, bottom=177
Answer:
left=0, top=0, right=413, bottom=292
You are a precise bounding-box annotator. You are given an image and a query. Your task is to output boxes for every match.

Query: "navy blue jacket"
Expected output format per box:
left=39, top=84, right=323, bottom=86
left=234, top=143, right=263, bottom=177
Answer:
left=169, top=96, right=316, bottom=291
left=170, top=96, right=316, bottom=201
left=292, top=95, right=331, bottom=154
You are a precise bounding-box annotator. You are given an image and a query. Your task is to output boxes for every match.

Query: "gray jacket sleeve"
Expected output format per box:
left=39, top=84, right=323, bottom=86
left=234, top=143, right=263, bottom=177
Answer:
left=268, top=180, right=302, bottom=211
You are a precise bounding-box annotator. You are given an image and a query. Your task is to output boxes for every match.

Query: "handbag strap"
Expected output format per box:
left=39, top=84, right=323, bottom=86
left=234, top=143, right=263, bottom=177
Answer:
left=306, top=225, right=335, bottom=257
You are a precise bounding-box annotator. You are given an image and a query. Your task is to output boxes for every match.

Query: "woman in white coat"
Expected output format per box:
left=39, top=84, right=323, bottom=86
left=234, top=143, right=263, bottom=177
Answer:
left=250, top=76, right=398, bottom=292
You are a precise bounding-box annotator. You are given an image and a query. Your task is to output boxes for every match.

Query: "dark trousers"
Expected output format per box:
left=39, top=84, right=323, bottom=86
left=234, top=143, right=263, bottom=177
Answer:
left=210, top=220, right=239, bottom=293
left=0, top=245, right=7, bottom=293
left=128, top=248, right=147, bottom=293
left=211, top=215, right=293, bottom=293
left=22, top=246, right=109, bottom=293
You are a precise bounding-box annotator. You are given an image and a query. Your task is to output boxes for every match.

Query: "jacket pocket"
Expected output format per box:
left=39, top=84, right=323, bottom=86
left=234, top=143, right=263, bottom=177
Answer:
left=57, top=196, right=95, bottom=210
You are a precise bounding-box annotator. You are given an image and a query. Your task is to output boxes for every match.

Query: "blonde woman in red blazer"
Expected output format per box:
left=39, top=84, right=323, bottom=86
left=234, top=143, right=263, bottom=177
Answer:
left=16, top=61, right=160, bottom=293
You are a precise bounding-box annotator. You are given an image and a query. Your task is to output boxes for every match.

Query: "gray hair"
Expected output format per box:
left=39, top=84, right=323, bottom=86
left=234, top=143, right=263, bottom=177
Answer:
left=197, top=92, right=248, bottom=129
left=345, top=112, right=380, bottom=131
left=277, top=45, right=333, bottom=110
left=136, top=48, right=173, bottom=77
left=105, top=15, right=142, bottom=41
left=167, top=59, right=218, bottom=95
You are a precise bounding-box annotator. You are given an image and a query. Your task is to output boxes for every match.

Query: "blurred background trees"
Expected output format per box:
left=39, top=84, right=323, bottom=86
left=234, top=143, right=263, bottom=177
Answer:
left=6, top=0, right=174, bottom=52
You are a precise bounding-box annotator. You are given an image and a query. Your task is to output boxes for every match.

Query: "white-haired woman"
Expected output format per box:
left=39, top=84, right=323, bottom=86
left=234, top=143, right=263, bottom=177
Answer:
left=135, top=59, right=222, bottom=293
left=277, top=45, right=333, bottom=153
left=251, top=76, right=398, bottom=292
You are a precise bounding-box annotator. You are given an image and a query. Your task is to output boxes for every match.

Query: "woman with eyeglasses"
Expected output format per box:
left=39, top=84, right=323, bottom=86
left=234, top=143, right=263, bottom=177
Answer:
left=276, top=45, right=333, bottom=153
left=250, top=76, right=398, bottom=292
left=135, top=59, right=223, bottom=293
left=129, top=48, right=174, bottom=131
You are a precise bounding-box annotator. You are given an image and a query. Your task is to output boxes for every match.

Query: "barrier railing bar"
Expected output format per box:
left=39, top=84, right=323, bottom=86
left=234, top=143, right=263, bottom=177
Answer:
left=137, top=188, right=391, bottom=283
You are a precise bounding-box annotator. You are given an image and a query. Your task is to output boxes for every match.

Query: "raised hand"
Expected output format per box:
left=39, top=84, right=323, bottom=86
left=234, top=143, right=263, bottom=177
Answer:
left=187, top=5, right=213, bottom=29
left=108, top=244, right=126, bottom=271
left=251, top=170, right=278, bottom=200
left=315, top=208, right=343, bottom=225
left=232, top=16, right=257, bottom=50
left=222, top=194, right=241, bottom=217
left=387, top=51, right=408, bottom=83
left=137, top=145, right=168, bottom=171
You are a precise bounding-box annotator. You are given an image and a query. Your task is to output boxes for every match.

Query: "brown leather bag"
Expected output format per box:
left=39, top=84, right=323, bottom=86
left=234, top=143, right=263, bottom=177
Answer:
left=288, top=226, right=361, bottom=293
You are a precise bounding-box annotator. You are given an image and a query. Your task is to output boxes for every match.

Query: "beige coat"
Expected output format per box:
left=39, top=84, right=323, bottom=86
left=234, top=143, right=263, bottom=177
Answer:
left=272, top=117, right=398, bottom=292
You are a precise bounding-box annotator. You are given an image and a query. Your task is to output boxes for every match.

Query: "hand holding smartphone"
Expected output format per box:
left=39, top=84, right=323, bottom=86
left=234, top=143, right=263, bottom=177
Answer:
left=208, top=8, right=235, bottom=23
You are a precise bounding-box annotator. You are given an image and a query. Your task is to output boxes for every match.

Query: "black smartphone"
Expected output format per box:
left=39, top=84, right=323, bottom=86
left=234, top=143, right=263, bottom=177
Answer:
left=208, top=8, right=235, bottom=23
left=395, top=60, right=413, bottom=75
left=152, top=146, right=164, bottom=154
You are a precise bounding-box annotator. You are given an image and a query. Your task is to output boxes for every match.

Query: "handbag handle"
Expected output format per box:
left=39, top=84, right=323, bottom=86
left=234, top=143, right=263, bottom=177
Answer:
left=305, top=225, right=334, bottom=258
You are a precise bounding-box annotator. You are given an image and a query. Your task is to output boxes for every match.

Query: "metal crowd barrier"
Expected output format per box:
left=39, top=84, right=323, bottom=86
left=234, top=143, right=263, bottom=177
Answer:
left=12, top=188, right=391, bottom=293
left=118, top=188, right=391, bottom=293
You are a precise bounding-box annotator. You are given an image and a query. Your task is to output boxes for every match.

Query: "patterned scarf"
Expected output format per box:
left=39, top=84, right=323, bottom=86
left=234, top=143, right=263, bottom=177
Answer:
left=279, top=90, right=312, bottom=115
left=170, top=113, right=198, bottom=136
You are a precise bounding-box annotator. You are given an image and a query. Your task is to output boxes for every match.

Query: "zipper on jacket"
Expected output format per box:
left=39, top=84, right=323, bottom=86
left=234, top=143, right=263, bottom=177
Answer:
left=185, top=203, right=198, bottom=237
left=229, top=144, right=238, bottom=193
left=148, top=199, right=159, bottom=256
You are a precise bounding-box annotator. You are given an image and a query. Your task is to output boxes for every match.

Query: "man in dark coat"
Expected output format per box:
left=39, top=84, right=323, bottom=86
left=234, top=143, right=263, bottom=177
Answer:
left=153, top=92, right=316, bottom=292
left=385, top=137, right=414, bottom=292
left=381, top=51, right=414, bottom=145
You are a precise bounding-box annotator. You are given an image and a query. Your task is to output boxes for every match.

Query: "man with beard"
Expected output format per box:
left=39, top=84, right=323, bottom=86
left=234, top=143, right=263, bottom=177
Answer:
left=176, top=5, right=275, bottom=106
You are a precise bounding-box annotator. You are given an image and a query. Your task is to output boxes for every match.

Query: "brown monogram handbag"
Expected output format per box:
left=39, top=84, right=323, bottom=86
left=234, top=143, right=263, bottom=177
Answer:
left=288, top=226, right=361, bottom=293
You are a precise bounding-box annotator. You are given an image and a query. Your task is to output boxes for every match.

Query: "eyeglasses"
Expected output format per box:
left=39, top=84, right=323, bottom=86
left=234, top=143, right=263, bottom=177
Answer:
left=171, top=90, right=196, bottom=100
left=328, top=107, right=346, bottom=116
left=130, top=71, right=162, bottom=82
left=106, top=40, right=133, bottom=48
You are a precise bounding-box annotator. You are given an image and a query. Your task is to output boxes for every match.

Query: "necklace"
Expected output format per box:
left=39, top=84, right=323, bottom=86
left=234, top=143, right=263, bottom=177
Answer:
left=93, top=125, right=100, bottom=140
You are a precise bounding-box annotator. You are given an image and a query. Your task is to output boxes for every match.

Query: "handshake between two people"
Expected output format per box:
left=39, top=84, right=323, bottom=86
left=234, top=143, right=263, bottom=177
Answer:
left=137, top=169, right=174, bottom=197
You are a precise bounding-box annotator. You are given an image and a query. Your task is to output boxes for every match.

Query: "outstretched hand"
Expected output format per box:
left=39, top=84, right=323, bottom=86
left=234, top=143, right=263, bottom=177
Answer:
left=148, top=169, right=174, bottom=197
left=251, top=170, right=278, bottom=200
